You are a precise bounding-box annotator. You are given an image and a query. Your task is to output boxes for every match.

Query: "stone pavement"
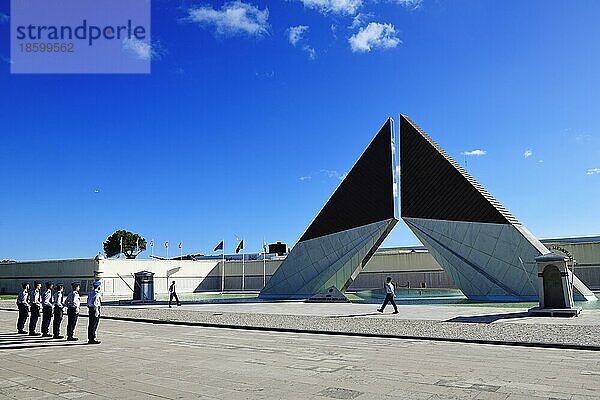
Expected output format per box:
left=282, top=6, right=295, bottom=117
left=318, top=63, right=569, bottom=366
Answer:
left=2, top=300, right=600, bottom=348
left=1, top=310, right=600, bottom=400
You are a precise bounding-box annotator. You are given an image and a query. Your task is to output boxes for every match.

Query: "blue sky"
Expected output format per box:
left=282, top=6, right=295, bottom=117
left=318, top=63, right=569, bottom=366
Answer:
left=0, top=0, right=599, bottom=261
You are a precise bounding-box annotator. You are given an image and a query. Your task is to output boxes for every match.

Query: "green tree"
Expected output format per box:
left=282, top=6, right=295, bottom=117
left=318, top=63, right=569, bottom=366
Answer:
left=103, top=230, right=147, bottom=259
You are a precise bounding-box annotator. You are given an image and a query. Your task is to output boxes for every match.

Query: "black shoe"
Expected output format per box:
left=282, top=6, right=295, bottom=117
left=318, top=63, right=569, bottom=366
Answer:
left=42, top=333, right=52, bottom=337
left=67, top=337, right=78, bottom=341
left=169, top=305, right=172, bottom=308
left=377, top=309, right=383, bottom=313
left=392, top=311, right=399, bottom=314
left=53, top=335, right=64, bottom=339
left=29, top=332, right=40, bottom=336
left=88, top=339, right=101, bottom=345
left=17, top=330, right=27, bottom=334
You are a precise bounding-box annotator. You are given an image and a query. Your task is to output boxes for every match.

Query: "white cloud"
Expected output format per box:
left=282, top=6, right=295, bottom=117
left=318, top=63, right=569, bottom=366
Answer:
left=288, top=25, right=309, bottom=46
left=585, top=168, right=600, bottom=176
left=349, top=22, right=400, bottom=53
left=320, top=169, right=346, bottom=180
left=299, top=176, right=312, bottom=181
left=122, top=38, right=154, bottom=61
left=302, top=0, right=362, bottom=15
left=303, top=45, right=317, bottom=60
left=187, top=1, right=269, bottom=37
left=461, top=149, right=487, bottom=157
left=348, top=12, right=373, bottom=29
left=523, top=149, right=533, bottom=158
left=393, top=0, right=423, bottom=10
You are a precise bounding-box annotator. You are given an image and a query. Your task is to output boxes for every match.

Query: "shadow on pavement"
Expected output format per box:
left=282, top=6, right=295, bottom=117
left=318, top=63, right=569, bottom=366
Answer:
left=0, top=342, right=89, bottom=350
left=325, top=312, right=383, bottom=318
left=446, top=312, right=530, bottom=324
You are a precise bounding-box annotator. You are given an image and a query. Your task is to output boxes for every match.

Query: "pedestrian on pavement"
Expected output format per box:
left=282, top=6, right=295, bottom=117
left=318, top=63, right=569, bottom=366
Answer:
left=377, top=277, right=399, bottom=314
left=16, top=282, right=30, bottom=334
left=52, top=283, right=65, bottom=339
left=168, top=280, right=180, bottom=308
left=41, top=281, right=54, bottom=337
left=87, top=281, right=102, bottom=345
left=28, top=281, right=43, bottom=335
left=65, top=282, right=81, bottom=341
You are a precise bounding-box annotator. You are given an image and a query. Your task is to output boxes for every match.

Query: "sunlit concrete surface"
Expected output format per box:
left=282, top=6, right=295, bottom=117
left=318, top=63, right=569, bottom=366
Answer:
left=1, top=310, right=599, bottom=399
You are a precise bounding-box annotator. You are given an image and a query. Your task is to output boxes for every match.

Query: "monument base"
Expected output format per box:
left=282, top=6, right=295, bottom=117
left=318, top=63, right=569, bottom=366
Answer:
left=306, top=286, right=349, bottom=303
left=528, top=307, right=581, bottom=317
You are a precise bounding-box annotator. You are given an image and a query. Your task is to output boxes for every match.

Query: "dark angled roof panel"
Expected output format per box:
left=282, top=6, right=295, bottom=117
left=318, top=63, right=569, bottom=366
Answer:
left=300, top=119, right=397, bottom=241
left=400, top=115, right=518, bottom=224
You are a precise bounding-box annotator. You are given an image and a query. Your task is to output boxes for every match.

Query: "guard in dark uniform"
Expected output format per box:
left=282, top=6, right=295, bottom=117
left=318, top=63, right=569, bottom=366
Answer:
left=168, top=281, right=180, bottom=308
left=28, top=281, right=42, bottom=336
left=16, top=282, right=30, bottom=334
left=41, top=282, right=54, bottom=337
left=65, top=282, right=81, bottom=341
left=87, top=281, right=102, bottom=345
left=52, top=283, right=65, bottom=339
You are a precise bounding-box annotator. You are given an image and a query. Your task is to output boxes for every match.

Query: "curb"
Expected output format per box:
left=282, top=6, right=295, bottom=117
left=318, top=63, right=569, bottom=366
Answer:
left=3, top=307, right=599, bottom=352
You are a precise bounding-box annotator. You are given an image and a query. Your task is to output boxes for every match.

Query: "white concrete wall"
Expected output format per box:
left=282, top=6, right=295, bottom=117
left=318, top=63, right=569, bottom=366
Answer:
left=97, top=258, right=220, bottom=296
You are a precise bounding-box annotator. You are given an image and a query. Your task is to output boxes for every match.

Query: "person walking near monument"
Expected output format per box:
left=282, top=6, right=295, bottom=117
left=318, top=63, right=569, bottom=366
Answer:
left=52, top=283, right=65, bottom=339
left=41, top=282, right=54, bottom=337
left=87, top=281, right=102, bottom=345
left=16, top=282, right=30, bottom=334
left=28, top=281, right=43, bottom=335
left=377, top=277, right=399, bottom=314
left=168, top=280, right=180, bottom=308
left=65, top=282, right=81, bottom=341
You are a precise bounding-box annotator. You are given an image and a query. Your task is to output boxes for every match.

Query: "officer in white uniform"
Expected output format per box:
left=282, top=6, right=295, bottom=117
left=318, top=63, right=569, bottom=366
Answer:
left=41, top=282, right=54, bottom=337
left=65, top=282, right=81, bottom=341
left=87, top=281, right=102, bottom=345
left=52, top=283, right=66, bottom=339
left=377, top=276, right=399, bottom=314
left=16, top=282, right=30, bottom=334
left=28, top=281, right=43, bottom=336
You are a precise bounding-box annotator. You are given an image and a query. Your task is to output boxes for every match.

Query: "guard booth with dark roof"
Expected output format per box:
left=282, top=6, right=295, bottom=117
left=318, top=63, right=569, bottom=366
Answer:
left=133, top=271, right=155, bottom=302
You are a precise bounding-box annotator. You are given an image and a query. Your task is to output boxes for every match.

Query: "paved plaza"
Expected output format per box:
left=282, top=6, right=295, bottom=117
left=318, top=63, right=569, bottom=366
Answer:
left=1, top=309, right=600, bottom=399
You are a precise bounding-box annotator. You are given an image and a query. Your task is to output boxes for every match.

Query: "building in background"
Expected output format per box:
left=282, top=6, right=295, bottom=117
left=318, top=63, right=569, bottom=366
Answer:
left=1, top=237, right=599, bottom=296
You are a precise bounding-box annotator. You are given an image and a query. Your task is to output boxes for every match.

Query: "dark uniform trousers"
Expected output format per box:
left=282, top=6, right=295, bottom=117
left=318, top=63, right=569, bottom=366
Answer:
left=169, top=292, right=180, bottom=307
left=381, top=293, right=398, bottom=312
left=87, top=307, right=100, bottom=341
left=17, top=304, right=29, bottom=332
left=66, top=307, right=78, bottom=338
left=53, top=307, right=64, bottom=337
left=29, top=304, right=41, bottom=334
left=41, top=306, right=53, bottom=334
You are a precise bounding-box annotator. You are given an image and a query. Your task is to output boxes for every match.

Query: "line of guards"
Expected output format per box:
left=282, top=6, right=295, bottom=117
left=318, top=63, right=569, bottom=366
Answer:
left=15, top=280, right=102, bottom=345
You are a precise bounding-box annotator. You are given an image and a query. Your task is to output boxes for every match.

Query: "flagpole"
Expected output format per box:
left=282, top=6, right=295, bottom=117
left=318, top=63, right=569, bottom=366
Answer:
left=241, top=251, right=245, bottom=292
left=221, top=240, right=225, bottom=294
left=263, top=240, right=266, bottom=288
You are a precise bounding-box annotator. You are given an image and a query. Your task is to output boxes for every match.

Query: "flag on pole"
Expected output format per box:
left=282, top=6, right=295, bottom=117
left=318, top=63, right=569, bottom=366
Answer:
left=263, top=241, right=267, bottom=253
left=150, top=240, right=154, bottom=247
left=165, top=241, right=169, bottom=248
left=235, top=239, right=244, bottom=254
left=136, top=238, right=139, bottom=249
left=178, top=242, right=182, bottom=249
left=214, top=240, right=224, bottom=252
